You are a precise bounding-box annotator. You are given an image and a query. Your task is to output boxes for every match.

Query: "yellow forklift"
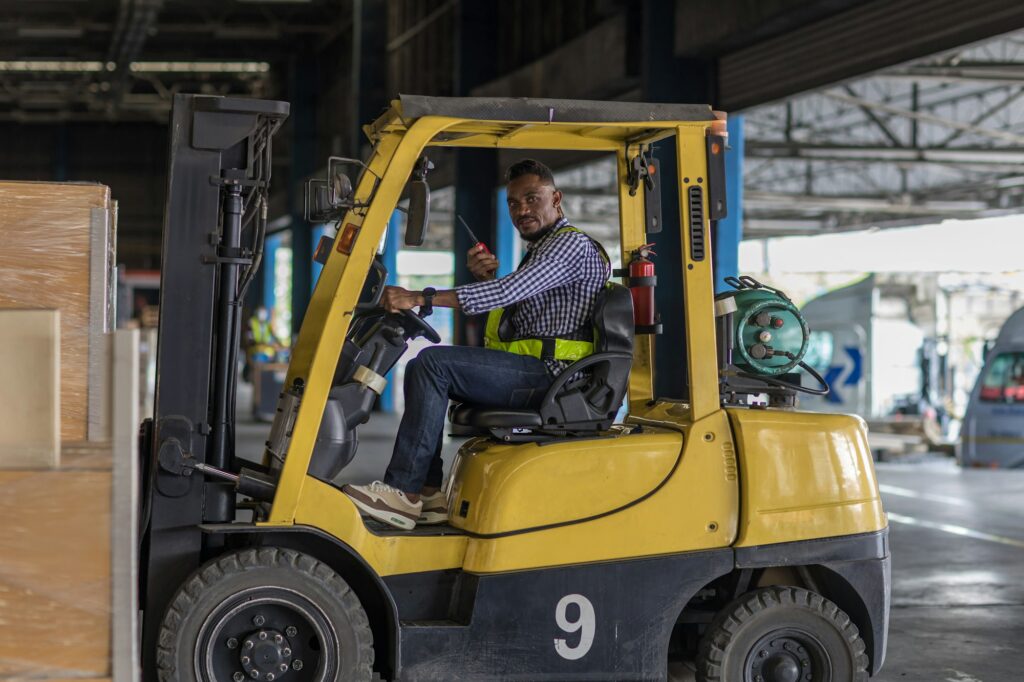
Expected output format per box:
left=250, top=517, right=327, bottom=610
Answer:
left=140, top=94, right=890, bottom=681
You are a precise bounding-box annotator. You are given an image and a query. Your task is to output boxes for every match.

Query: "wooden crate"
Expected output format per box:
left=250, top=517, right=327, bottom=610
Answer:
left=0, top=451, right=111, bottom=678
left=0, top=181, right=115, bottom=443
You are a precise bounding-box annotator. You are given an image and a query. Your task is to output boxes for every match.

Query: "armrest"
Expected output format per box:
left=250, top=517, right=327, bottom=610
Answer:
left=541, top=352, right=633, bottom=400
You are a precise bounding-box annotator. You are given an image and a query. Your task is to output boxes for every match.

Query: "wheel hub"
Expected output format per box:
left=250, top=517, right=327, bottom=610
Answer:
left=747, top=636, right=818, bottom=682
left=240, top=628, right=293, bottom=680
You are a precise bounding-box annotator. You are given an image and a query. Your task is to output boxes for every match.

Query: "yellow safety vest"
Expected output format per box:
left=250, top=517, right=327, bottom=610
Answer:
left=250, top=318, right=274, bottom=345
left=483, top=225, right=608, bottom=362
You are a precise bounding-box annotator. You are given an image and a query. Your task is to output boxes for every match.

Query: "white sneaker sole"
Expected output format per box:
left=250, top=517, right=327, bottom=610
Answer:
left=346, top=493, right=418, bottom=530
left=418, top=510, right=449, bottom=525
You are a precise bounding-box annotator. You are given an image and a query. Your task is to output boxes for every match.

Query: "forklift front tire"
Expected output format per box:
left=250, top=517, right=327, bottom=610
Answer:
left=696, top=586, right=869, bottom=682
left=156, top=547, right=375, bottom=682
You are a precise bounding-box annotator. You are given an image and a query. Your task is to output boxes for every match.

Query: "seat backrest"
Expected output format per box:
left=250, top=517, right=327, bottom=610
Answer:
left=592, top=282, right=634, bottom=354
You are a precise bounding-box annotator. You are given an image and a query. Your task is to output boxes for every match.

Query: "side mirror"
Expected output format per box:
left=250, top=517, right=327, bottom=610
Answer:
left=405, top=180, right=430, bottom=247
left=305, top=179, right=339, bottom=222
left=404, top=156, right=434, bottom=247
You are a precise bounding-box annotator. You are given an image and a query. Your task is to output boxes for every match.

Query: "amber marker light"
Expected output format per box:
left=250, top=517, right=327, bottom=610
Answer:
left=336, top=223, right=360, bottom=254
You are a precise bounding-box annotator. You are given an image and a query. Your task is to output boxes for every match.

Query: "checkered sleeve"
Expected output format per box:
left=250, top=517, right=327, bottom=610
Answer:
left=456, top=231, right=591, bottom=315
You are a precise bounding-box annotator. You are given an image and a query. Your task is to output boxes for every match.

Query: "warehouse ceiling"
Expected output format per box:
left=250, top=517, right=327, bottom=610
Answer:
left=2, top=0, right=1024, bottom=268
left=742, top=30, right=1024, bottom=237
left=0, top=0, right=347, bottom=122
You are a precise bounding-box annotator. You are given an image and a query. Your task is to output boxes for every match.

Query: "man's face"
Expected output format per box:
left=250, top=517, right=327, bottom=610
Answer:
left=505, top=173, right=563, bottom=241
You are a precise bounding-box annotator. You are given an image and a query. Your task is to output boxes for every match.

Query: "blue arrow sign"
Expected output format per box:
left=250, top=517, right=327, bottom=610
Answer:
left=843, top=346, right=863, bottom=386
left=823, top=365, right=844, bottom=404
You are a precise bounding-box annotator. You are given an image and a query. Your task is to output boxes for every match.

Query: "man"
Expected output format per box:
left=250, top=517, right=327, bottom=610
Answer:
left=342, top=159, right=609, bottom=530
left=244, top=305, right=283, bottom=381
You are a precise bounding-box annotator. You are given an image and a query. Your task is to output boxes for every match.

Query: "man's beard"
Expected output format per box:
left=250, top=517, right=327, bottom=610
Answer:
left=520, top=219, right=559, bottom=243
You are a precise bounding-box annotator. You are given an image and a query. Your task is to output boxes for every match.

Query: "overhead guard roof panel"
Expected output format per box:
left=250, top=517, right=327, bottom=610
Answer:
left=365, top=95, right=719, bottom=150
left=397, top=95, right=713, bottom=124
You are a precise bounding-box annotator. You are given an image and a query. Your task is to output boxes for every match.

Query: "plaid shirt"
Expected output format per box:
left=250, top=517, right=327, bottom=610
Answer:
left=456, top=218, right=610, bottom=375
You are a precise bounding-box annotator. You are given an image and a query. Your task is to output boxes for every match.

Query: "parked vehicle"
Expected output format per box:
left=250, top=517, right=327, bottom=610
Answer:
left=959, top=306, right=1024, bottom=468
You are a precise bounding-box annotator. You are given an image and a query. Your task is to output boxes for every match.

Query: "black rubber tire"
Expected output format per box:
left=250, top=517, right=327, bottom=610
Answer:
left=156, top=547, right=375, bottom=682
left=696, top=586, right=869, bottom=682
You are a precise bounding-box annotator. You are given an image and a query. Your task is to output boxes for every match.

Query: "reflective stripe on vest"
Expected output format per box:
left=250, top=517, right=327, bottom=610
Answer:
left=483, top=225, right=606, bottom=362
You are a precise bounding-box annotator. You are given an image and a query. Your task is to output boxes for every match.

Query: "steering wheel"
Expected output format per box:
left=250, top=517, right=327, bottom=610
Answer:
left=400, top=309, right=441, bottom=343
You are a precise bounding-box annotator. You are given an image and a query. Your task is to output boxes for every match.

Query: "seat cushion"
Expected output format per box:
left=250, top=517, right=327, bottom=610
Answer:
left=450, top=403, right=543, bottom=428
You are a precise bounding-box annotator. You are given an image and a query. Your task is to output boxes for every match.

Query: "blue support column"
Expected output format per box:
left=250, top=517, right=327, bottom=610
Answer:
left=640, top=0, right=716, bottom=400
left=379, top=210, right=402, bottom=412
left=311, top=224, right=327, bottom=290
left=263, top=233, right=280, bottom=311
left=287, top=54, right=318, bottom=337
left=714, top=115, right=744, bottom=293
left=495, top=188, right=517, bottom=277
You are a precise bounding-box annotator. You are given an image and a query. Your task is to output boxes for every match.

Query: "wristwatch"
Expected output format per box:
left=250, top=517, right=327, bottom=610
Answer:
left=421, top=287, right=436, bottom=316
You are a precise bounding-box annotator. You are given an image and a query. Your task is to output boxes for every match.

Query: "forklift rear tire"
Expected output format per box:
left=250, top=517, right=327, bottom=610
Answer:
left=695, top=586, right=868, bottom=682
left=156, top=547, right=375, bottom=682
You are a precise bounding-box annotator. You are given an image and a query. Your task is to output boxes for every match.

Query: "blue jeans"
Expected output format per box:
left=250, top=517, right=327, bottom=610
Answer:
left=383, top=345, right=553, bottom=493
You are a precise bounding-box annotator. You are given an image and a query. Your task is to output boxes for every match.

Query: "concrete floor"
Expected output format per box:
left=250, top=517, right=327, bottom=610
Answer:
left=235, top=386, right=1024, bottom=681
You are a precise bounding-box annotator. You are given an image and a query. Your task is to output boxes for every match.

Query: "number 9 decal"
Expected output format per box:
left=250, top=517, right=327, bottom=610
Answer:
left=554, top=593, right=595, bottom=660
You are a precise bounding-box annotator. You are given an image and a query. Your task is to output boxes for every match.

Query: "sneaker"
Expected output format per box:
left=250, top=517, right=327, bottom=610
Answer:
left=342, top=481, right=422, bottom=530
left=418, top=490, right=449, bottom=525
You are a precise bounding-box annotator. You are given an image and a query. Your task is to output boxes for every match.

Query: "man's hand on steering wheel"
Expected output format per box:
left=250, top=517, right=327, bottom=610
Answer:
left=381, top=285, right=423, bottom=314
left=381, top=285, right=442, bottom=343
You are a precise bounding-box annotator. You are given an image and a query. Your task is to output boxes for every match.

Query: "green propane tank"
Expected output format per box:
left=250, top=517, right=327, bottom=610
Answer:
left=718, top=276, right=809, bottom=376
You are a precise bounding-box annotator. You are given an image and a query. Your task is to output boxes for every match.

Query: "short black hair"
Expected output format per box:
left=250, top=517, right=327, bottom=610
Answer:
left=505, top=158, right=556, bottom=187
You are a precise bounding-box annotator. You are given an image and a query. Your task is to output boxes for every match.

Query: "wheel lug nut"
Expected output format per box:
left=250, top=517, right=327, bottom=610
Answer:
left=759, top=649, right=768, bottom=657
left=285, top=626, right=298, bottom=637
left=280, top=663, right=289, bottom=672
left=283, top=648, right=292, bottom=657
left=259, top=631, right=268, bottom=640
left=250, top=670, right=260, bottom=679
left=253, top=615, right=266, bottom=626
left=234, top=673, right=246, bottom=682
left=267, top=675, right=275, bottom=682
left=274, top=634, right=284, bottom=643
left=227, top=637, right=239, bottom=650
left=245, top=640, right=254, bottom=650
left=293, top=660, right=304, bottom=671
left=241, top=656, right=250, bottom=665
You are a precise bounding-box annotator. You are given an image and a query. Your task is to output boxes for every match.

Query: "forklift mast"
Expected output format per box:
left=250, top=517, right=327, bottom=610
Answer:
left=139, top=94, right=289, bottom=674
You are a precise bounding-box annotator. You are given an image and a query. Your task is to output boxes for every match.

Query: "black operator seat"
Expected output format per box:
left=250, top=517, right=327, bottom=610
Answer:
left=450, top=282, right=634, bottom=442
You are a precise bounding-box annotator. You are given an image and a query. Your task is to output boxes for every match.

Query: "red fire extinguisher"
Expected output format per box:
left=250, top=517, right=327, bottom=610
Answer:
left=628, top=244, right=657, bottom=327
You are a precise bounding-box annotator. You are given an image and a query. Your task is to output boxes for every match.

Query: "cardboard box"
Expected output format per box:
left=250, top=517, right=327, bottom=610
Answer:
left=0, top=310, right=60, bottom=468
left=0, top=181, right=115, bottom=443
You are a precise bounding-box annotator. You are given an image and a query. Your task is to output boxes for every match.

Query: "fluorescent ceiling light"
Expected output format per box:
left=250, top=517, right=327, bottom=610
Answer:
left=0, top=60, right=103, bottom=72
left=16, top=26, right=85, bottom=38
left=129, top=61, right=271, bottom=73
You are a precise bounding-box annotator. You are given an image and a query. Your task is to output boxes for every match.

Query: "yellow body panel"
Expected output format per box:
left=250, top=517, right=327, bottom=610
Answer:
left=447, top=429, right=681, bottom=535
left=453, top=410, right=739, bottom=573
left=727, top=408, right=887, bottom=546
left=282, top=476, right=467, bottom=576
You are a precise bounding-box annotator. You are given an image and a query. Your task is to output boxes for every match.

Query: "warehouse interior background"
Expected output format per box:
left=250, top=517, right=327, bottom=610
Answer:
left=4, top=1, right=1024, bottom=680
left=5, top=0, right=1024, bottom=424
